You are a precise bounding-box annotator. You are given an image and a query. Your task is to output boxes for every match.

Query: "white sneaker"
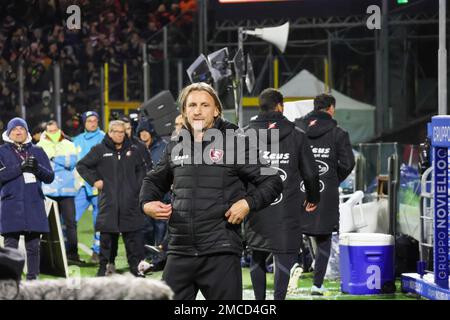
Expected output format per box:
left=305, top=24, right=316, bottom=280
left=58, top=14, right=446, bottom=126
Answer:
left=105, top=263, right=116, bottom=276
left=287, top=263, right=303, bottom=294
left=311, top=285, right=326, bottom=296
left=137, top=260, right=153, bottom=275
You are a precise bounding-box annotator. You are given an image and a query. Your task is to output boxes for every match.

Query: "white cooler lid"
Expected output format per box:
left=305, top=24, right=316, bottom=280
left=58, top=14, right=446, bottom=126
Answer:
left=339, top=233, right=394, bottom=246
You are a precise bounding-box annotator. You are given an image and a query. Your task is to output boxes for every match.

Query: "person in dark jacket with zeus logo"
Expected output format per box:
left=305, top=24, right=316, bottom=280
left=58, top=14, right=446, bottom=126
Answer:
left=140, top=82, right=283, bottom=300
left=295, top=93, right=355, bottom=295
left=245, top=88, right=321, bottom=300
left=76, top=120, right=147, bottom=277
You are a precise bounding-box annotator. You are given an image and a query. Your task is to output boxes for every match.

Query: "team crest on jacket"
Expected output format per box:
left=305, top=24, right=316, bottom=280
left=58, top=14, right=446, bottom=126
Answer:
left=126, top=150, right=132, bottom=157
left=209, top=148, right=224, bottom=162
left=309, top=119, right=317, bottom=127
left=268, top=122, right=277, bottom=129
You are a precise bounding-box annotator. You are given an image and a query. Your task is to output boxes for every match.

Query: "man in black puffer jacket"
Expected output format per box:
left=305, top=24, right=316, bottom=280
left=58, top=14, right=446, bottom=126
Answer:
left=245, top=88, right=320, bottom=300
left=295, top=93, right=355, bottom=295
left=77, top=120, right=147, bottom=277
left=140, top=82, right=283, bottom=300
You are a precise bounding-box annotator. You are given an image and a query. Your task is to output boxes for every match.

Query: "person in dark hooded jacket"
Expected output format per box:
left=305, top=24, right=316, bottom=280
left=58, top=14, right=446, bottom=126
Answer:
left=245, top=88, right=320, bottom=300
left=76, top=120, right=147, bottom=277
left=122, top=116, right=153, bottom=173
left=295, top=93, right=355, bottom=295
left=140, top=82, right=283, bottom=300
left=136, top=119, right=168, bottom=248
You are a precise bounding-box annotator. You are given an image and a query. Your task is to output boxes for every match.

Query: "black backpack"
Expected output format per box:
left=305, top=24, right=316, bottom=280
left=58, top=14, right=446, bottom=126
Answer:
left=0, top=246, right=25, bottom=281
left=395, top=234, right=419, bottom=277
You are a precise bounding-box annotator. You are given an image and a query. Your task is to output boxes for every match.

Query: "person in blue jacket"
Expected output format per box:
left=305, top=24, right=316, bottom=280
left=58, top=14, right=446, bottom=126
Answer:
left=72, top=111, right=105, bottom=263
left=0, top=117, right=54, bottom=280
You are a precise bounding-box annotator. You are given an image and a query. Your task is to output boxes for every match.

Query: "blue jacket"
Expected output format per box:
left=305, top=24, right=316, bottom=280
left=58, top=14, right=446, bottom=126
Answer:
left=37, top=131, right=78, bottom=197
left=0, top=132, right=55, bottom=234
left=73, top=128, right=105, bottom=196
left=150, top=138, right=167, bottom=166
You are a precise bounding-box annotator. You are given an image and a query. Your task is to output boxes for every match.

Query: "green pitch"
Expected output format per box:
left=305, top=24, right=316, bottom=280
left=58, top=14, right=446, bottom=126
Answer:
left=40, top=210, right=422, bottom=300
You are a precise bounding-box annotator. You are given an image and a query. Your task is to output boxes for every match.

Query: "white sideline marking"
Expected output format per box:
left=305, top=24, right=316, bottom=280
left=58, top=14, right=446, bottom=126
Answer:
left=78, top=243, right=93, bottom=256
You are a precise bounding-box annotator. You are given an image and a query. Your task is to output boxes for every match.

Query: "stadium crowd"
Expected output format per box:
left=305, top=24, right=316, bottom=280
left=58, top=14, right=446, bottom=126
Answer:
left=0, top=0, right=197, bottom=137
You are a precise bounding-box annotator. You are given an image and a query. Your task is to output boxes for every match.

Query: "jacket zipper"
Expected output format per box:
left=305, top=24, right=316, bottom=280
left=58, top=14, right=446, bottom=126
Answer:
left=191, top=164, right=198, bottom=256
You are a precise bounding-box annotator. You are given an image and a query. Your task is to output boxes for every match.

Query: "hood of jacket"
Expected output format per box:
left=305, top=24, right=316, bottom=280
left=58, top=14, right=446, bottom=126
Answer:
left=247, top=111, right=295, bottom=143
left=2, top=131, right=33, bottom=145
left=103, top=133, right=132, bottom=151
left=83, top=128, right=103, bottom=140
left=296, top=110, right=337, bottom=138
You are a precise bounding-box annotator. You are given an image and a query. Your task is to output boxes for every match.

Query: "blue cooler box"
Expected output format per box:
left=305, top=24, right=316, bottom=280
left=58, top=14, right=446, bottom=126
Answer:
left=339, top=233, right=395, bottom=295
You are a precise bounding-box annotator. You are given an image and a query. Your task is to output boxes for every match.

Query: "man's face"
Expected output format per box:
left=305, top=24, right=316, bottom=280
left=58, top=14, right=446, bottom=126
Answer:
left=174, top=115, right=184, bottom=134
left=124, top=122, right=132, bottom=137
left=32, top=132, right=42, bottom=142
left=184, top=90, right=219, bottom=132
left=46, top=123, right=59, bottom=134
left=139, top=130, right=152, bottom=145
left=9, top=126, right=27, bottom=144
left=329, top=105, right=336, bottom=117
left=109, top=126, right=126, bottom=144
left=85, top=116, right=99, bottom=132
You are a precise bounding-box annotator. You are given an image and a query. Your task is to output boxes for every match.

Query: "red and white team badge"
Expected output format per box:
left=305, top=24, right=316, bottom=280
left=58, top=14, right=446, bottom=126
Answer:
left=268, top=122, right=277, bottom=129
left=209, top=148, right=224, bottom=162
left=126, top=150, right=132, bottom=157
left=309, top=119, right=317, bottom=127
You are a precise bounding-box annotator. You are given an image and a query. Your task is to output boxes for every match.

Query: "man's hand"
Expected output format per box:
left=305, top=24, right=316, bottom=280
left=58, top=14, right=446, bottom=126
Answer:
left=94, top=180, right=104, bottom=191
left=143, top=201, right=172, bottom=220
left=21, top=157, right=38, bottom=173
left=225, top=199, right=250, bottom=224
left=304, top=201, right=318, bottom=212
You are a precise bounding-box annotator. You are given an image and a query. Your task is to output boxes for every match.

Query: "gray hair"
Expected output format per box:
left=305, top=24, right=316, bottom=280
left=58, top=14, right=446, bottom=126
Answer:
left=108, top=120, right=126, bottom=133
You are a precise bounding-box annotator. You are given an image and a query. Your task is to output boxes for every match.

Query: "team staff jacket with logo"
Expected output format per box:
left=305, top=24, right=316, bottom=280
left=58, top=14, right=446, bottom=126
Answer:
left=295, top=111, right=355, bottom=235
left=76, top=135, right=146, bottom=233
left=244, top=112, right=321, bottom=254
left=139, top=117, right=283, bottom=257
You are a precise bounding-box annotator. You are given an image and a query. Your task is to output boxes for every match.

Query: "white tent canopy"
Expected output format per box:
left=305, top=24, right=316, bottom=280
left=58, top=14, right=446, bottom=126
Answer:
left=280, top=69, right=375, bottom=144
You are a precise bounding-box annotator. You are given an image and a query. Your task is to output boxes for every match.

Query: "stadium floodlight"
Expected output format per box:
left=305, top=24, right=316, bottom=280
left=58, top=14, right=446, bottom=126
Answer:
left=207, top=47, right=232, bottom=83
left=245, top=54, right=255, bottom=94
left=234, top=22, right=290, bottom=127
left=186, top=54, right=213, bottom=85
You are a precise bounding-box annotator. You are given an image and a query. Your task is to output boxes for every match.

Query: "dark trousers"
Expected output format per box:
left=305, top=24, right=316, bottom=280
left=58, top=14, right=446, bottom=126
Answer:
left=163, top=253, right=242, bottom=300
left=3, top=232, right=41, bottom=280
left=143, top=215, right=167, bottom=247
left=250, top=250, right=298, bottom=300
left=48, top=196, right=78, bottom=259
left=99, top=231, right=144, bottom=276
left=311, top=234, right=332, bottom=288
